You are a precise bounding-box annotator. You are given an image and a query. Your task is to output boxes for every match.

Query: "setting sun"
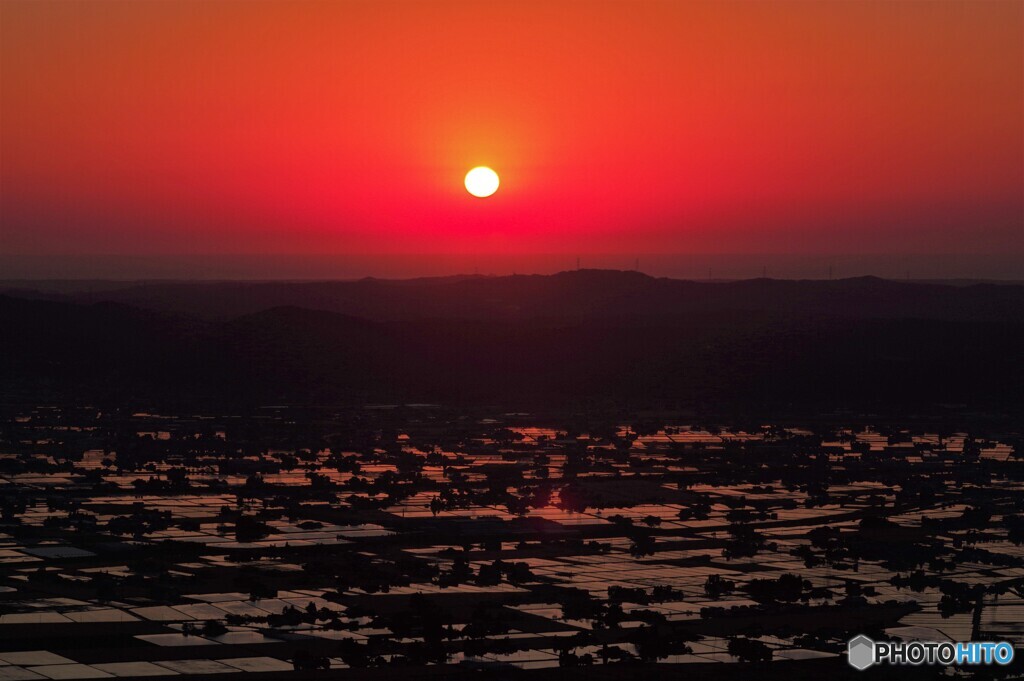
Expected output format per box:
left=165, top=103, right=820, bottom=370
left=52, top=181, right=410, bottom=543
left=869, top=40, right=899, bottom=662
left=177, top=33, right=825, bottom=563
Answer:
left=465, top=167, right=499, bottom=198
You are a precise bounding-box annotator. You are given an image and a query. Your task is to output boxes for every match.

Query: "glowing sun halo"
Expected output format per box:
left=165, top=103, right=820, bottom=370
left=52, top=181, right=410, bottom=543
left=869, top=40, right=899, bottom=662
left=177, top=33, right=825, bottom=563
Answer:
left=465, top=166, right=499, bottom=198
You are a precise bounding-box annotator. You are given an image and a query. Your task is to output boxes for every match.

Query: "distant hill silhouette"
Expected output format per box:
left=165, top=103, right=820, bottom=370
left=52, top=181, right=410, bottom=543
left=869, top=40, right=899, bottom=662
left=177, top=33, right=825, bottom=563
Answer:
left=4, top=270, right=1022, bottom=323
left=1, top=271, right=1021, bottom=411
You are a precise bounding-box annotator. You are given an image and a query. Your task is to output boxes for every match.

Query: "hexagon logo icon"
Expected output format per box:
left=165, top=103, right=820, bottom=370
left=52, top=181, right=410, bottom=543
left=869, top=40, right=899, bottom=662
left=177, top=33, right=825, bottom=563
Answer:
left=848, top=635, right=875, bottom=670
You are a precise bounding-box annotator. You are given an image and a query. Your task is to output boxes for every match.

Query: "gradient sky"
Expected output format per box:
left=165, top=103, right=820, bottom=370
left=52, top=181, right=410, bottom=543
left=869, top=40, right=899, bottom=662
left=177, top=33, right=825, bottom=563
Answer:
left=2, top=0, right=1021, bottom=261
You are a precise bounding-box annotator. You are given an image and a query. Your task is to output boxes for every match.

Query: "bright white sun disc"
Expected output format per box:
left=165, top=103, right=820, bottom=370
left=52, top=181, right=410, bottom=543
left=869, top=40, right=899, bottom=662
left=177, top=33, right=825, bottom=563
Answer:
left=465, top=166, right=499, bottom=197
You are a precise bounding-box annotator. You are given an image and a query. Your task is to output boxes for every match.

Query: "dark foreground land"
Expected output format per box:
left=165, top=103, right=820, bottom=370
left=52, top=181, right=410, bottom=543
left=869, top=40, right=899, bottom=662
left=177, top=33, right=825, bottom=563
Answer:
left=1, top=405, right=1024, bottom=679
left=0, top=272, right=1022, bottom=679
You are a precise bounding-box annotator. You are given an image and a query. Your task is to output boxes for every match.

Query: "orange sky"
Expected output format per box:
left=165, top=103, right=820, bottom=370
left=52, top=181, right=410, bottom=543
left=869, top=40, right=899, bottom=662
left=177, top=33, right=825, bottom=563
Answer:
left=1, top=0, right=1021, bottom=258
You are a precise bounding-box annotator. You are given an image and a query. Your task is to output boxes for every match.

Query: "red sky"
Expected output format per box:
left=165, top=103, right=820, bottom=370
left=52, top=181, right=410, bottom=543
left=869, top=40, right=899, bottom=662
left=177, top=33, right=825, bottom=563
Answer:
left=2, top=0, right=1021, bottom=262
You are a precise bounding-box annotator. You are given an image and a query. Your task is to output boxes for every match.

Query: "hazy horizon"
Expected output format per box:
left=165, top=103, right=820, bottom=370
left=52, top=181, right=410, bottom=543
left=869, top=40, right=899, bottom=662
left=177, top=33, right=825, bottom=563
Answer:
left=2, top=252, right=1024, bottom=282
